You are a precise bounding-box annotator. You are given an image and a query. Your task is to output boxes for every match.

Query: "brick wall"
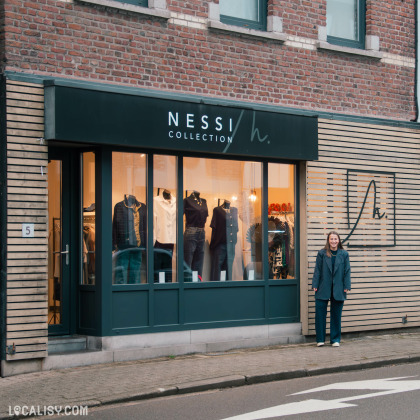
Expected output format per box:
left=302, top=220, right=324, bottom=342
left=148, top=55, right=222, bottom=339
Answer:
left=369, top=0, right=415, bottom=56
left=1, top=0, right=416, bottom=120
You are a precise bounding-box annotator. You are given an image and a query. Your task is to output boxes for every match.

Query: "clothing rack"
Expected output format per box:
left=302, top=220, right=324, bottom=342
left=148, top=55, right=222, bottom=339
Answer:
left=83, top=214, right=96, bottom=224
left=50, top=217, right=61, bottom=325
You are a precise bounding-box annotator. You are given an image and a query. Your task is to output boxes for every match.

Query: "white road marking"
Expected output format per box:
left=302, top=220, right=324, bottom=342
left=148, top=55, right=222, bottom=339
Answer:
left=221, top=376, right=420, bottom=420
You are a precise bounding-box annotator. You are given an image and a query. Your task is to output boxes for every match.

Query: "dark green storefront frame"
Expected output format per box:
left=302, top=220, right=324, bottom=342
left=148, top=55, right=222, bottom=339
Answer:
left=44, top=80, right=317, bottom=337
left=77, top=149, right=302, bottom=337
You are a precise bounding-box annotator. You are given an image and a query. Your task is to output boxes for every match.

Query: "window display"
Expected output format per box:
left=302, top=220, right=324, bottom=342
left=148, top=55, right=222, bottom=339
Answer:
left=153, top=155, right=177, bottom=283
left=184, top=158, right=262, bottom=282
left=268, top=163, right=295, bottom=279
left=108, top=154, right=296, bottom=284
left=112, top=153, right=147, bottom=284
left=81, top=152, right=96, bottom=285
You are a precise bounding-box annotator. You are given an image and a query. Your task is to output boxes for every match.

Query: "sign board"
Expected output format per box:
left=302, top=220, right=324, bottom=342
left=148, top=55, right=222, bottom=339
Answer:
left=45, top=82, right=318, bottom=161
left=22, top=223, right=34, bottom=238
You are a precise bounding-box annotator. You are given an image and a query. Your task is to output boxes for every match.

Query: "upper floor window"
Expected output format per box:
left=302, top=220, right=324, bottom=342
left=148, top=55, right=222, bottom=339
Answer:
left=327, top=0, right=365, bottom=49
left=121, top=0, right=147, bottom=6
left=220, top=0, right=266, bottom=31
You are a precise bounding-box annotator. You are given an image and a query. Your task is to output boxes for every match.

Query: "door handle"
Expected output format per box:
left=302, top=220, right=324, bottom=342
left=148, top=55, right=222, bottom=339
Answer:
left=61, top=244, right=69, bottom=265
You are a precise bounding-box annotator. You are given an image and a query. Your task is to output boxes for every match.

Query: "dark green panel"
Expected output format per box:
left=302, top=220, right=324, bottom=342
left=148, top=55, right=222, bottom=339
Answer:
left=184, top=287, right=265, bottom=324
left=79, top=290, right=97, bottom=330
left=112, top=291, right=148, bottom=328
left=95, top=148, right=113, bottom=336
left=154, top=289, right=179, bottom=326
left=44, top=83, right=318, bottom=161
left=269, top=284, right=298, bottom=319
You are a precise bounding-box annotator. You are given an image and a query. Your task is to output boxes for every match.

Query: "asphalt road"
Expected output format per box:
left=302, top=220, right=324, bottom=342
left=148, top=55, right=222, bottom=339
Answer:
left=77, top=362, right=420, bottom=420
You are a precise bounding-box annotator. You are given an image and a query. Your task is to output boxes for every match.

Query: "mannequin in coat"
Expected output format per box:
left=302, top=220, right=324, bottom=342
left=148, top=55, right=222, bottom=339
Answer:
left=312, top=231, right=351, bottom=347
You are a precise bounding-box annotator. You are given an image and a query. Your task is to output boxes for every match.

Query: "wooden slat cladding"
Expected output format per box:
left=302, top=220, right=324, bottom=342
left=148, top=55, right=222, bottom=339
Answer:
left=5, top=80, right=48, bottom=360
left=305, top=118, right=420, bottom=335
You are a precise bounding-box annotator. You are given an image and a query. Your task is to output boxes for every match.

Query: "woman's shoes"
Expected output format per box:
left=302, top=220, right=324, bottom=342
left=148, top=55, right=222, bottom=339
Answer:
left=317, top=342, right=340, bottom=347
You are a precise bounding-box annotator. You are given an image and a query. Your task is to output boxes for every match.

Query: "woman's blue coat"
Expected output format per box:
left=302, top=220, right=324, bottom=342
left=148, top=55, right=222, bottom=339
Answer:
left=312, top=248, right=351, bottom=301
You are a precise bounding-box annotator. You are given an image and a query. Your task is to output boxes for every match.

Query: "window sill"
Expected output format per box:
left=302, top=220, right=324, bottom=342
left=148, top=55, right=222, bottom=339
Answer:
left=207, top=20, right=287, bottom=43
left=75, top=0, right=171, bottom=19
left=317, top=41, right=383, bottom=60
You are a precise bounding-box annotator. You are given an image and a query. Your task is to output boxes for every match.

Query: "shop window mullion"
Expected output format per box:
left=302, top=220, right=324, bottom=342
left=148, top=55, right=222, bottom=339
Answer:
left=262, top=161, right=269, bottom=320
left=147, top=153, right=154, bottom=326
left=96, top=147, right=113, bottom=336
left=177, top=155, right=185, bottom=325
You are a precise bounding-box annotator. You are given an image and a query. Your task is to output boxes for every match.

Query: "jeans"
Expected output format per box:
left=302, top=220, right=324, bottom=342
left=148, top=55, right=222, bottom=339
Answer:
left=210, top=242, right=235, bottom=281
left=113, top=247, right=142, bottom=284
left=184, top=227, right=205, bottom=278
left=154, top=241, right=174, bottom=283
left=315, top=297, right=344, bottom=343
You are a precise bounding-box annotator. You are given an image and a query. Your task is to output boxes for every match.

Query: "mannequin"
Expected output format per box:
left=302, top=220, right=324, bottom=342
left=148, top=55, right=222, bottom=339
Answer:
left=112, top=194, right=146, bottom=284
left=209, top=199, right=239, bottom=281
left=183, top=190, right=208, bottom=279
left=154, top=189, right=176, bottom=282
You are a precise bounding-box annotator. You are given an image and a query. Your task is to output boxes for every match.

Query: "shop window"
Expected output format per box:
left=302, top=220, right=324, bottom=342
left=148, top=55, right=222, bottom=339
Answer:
left=153, top=155, right=178, bottom=283
left=112, top=152, right=147, bottom=285
left=219, top=0, right=267, bottom=31
left=268, top=163, right=296, bottom=280
left=327, top=0, right=365, bottom=49
left=184, top=157, right=262, bottom=282
left=81, top=152, right=96, bottom=285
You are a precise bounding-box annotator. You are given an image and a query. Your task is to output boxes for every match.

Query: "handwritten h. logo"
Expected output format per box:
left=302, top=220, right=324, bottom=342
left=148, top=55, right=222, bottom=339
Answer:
left=343, top=170, right=396, bottom=247
left=223, top=110, right=269, bottom=153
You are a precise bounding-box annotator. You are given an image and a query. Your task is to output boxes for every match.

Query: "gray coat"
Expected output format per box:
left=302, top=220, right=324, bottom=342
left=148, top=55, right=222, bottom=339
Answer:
left=312, top=248, right=351, bottom=301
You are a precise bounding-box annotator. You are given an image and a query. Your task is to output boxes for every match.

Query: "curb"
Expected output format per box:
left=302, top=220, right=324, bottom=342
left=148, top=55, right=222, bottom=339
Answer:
left=2, top=354, right=420, bottom=419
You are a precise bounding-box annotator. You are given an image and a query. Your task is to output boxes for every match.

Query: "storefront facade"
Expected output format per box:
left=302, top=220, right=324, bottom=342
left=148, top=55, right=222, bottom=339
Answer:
left=1, top=0, right=420, bottom=377
left=2, top=74, right=420, bottom=377
left=46, top=79, right=317, bottom=336
left=1, top=75, right=319, bottom=375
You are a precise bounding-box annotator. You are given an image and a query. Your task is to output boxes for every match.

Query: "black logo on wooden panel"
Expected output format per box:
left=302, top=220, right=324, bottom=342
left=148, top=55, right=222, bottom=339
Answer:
left=343, top=170, right=396, bottom=247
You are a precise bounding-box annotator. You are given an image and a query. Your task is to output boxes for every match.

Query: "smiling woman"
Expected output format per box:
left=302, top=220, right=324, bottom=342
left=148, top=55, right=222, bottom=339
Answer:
left=312, top=231, right=351, bottom=347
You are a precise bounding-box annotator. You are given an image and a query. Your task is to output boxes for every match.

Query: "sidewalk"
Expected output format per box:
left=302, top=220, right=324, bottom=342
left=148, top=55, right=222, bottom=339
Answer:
left=1, top=332, right=420, bottom=419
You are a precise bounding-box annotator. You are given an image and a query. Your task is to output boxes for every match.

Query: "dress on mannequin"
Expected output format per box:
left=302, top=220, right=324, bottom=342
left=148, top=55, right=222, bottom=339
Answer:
left=209, top=200, right=239, bottom=281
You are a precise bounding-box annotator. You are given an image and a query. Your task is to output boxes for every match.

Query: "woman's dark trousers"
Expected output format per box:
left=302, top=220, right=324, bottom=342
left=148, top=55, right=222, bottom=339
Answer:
left=315, top=297, right=344, bottom=343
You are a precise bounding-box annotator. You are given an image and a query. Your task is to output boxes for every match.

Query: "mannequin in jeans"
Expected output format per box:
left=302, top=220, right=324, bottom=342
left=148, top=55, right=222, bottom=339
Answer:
left=183, top=191, right=208, bottom=280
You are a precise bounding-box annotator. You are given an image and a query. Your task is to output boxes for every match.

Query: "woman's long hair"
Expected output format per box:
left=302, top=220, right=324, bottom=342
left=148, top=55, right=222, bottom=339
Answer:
left=324, top=231, right=344, bottom=257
